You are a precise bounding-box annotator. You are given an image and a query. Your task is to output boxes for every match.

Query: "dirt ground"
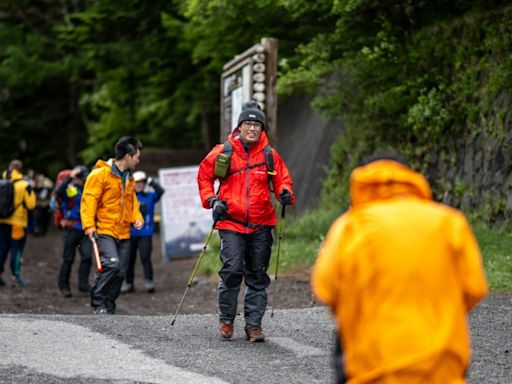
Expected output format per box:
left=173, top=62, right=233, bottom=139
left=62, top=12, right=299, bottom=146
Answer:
left=0, top=227, right=317, bottom=315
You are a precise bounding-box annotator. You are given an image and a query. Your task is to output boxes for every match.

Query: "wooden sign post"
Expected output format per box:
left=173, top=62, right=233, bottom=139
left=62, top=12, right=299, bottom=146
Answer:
left=220, top=38, right=278, bottom=145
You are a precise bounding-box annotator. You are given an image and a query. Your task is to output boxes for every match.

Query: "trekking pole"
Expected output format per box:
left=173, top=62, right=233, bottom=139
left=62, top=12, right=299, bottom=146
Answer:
left=271, top=204, right=286, bottom=318
left=171, top=222, right=217, bottom=326
left=89, top=233, right=103, bottom=273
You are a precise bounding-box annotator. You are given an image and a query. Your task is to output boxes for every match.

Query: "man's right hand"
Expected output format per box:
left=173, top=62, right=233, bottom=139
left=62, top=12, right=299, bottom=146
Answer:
left=85, top=228, right=96, bottom=238
left=210, top=198, right=228, bottom=222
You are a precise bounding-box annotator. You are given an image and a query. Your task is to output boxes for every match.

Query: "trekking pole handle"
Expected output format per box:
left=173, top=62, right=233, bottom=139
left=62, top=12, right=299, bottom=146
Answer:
left=89, top=233, right=103, bottom=273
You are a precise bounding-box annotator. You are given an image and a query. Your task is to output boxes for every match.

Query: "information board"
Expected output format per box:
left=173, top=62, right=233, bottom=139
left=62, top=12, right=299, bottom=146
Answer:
left=158, top=166, right=213, bottom=261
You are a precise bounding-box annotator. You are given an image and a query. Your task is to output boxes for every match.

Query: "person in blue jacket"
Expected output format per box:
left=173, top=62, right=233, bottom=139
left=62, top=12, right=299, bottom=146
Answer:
left=56, top=165, right=92, bottom=297
left=121, top=171, right=164, bottom=293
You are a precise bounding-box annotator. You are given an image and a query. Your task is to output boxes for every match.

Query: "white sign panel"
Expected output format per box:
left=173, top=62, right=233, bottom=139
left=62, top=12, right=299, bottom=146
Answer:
left=158, top=166, right=213, bottom=261
left=231, top=86, right=243, bottom=130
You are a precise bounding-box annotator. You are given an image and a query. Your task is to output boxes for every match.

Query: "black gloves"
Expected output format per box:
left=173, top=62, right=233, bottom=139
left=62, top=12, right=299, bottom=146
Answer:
left=210, top=198, right=228, bottom=222
left=279, top=189, right=292, bottom=205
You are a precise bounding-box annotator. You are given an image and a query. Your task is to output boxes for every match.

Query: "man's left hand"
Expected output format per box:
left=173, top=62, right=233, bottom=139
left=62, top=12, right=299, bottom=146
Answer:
left=279, top=189, right=293, bottom=205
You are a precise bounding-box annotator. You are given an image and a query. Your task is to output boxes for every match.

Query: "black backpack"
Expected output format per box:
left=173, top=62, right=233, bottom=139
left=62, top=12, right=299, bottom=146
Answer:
left=0, top=179, right=19, bottom=219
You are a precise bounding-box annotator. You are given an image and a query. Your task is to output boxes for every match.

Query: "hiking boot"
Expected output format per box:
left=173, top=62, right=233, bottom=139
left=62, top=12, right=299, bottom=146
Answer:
left=13, top=276, right=27, bottom=288
left=60, top=288, right=72, bottom=298
left=218, top=322, right=234, bottom=339
left=0, top=275, right=6, bottom=287
left=245, top=327, right=265, bottom=342
left=144, top=279, right=155, bottom=293
left=121, top=282, right=134, bottom=293
left=94, top=308, right=109, bottom=315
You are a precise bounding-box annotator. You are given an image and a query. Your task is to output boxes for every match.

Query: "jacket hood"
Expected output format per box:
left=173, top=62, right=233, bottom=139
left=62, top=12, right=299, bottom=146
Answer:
left=94, top=159, right=112, bottom=170
left=350, top=160, right=432, bottom=207
left=94, top=158, right=130, bottom=178
left=4, top=169, right=23, bottom=181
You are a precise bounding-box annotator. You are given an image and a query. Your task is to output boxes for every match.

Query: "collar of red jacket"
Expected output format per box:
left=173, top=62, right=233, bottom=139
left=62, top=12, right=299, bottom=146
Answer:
left=229, top=128, right=270, bottom=154
left=350, top=160, right=432, bottom=206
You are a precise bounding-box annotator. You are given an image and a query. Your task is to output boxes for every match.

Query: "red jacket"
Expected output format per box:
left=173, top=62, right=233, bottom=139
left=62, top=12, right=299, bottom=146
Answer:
left=197, top=129, right=295, bottom=233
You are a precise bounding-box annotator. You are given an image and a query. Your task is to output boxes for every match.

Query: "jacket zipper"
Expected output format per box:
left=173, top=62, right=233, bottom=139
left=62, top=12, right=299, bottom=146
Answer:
left=116, top=175, right=126, bottom=238
left=245, top=151, right=250, bottom=234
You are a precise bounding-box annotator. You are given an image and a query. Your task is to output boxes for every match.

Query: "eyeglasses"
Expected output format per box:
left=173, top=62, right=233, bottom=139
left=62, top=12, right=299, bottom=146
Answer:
left=242, top=121, right=263, bottom=130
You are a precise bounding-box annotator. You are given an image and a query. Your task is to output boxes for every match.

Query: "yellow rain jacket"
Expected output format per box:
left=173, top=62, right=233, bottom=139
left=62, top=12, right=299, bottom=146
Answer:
left=80, top=159, right=143, bottom=240
left=0, top=169, right=36, bottom=230
left=312, top=160, right=488, bottom=384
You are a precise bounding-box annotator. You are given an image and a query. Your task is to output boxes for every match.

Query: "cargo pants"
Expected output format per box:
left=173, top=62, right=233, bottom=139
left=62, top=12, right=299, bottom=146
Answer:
left=217, top=228, right=273, bottom=329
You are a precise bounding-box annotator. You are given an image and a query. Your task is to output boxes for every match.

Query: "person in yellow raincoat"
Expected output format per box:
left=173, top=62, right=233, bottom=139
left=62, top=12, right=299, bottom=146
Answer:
left=81, top=136, right=144, bottom=314
left=0, top=160, right=36, bottom=287
left=312, top=152, right=488, bottom=384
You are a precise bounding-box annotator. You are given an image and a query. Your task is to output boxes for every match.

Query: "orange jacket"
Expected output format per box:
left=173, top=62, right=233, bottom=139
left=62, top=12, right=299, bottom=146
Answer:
left=312, top=160, right=488, bottom=384
left=197, top=129, right=295, bottom=233
left=0, top=169, right=36, bottom=228
left=80, top=159, right=143, bottom=240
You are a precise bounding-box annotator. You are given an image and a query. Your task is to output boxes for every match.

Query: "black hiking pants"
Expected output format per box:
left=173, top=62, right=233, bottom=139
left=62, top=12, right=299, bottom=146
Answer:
left=90, top=235, right=130, bottom=314
left=217, top=228, right=273, bottom=329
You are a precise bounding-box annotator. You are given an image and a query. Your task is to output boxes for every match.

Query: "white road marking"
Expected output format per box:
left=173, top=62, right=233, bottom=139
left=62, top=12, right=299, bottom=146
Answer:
left=269, top=337, right=327, bottom=357
left=0, top=318, right=227, bottom=384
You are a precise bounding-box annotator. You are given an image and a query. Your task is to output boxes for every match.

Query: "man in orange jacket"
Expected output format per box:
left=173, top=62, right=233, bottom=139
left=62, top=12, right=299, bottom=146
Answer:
left=197, top=101, right=295, bottom=342
left=81, top=136, right=144, bottom=314
left=312, top=152, right=488, bottom=383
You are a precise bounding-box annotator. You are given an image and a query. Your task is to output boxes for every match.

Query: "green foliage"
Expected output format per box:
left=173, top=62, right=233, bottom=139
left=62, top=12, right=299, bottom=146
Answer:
left=0, top=0, right=87, bottom=173
left=0, top=0, right=341, bottom=171
left=472, top=221, right=512, bottom=291
left=57, top=0, right=207, bottom=162
left=406, top=86, right=451, bottom=143
left=278, top=3, right=512, bottom=209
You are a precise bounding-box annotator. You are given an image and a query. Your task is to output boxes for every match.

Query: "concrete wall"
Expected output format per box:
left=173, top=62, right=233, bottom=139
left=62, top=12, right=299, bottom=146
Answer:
left=276, top=94, right=341, bottom=216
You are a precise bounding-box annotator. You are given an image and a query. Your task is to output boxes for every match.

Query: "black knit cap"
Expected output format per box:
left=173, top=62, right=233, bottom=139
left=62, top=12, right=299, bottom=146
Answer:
left=237, top=101, right=266, bottom=130
left=75, top=165, right=89, bottom=180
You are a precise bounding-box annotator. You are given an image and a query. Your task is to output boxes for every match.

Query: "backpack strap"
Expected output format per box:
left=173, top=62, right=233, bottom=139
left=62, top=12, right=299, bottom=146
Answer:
left=223, top=140, right=233, bottom=159
left=12, top=179, right=25, bottom=209
left=218, top=142, right=276, bottom=193
left=263, top=145, right=275, bottom=192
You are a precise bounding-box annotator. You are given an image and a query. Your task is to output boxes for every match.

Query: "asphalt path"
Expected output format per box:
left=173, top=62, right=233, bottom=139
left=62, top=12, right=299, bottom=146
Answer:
left=0, top=295, right=510, bottom=383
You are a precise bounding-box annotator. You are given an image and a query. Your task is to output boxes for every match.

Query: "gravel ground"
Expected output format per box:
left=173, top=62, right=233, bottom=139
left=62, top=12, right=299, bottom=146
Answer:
left=0, top=297, right=510, bottom=383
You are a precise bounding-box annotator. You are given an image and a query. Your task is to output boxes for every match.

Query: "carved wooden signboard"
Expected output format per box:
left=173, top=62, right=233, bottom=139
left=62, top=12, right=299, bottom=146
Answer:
left=220, top=38, right=277, bottom=144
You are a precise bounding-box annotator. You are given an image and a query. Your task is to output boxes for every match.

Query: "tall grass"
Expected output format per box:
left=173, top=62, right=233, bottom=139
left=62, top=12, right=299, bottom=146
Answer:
left=472, top=221, right=512, bottom=291
left=197, top=208, right=511, bottom=292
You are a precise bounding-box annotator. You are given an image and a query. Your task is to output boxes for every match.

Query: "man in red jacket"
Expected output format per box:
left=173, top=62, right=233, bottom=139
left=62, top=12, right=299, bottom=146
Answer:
left=197, top=101, right=295, bottom=342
